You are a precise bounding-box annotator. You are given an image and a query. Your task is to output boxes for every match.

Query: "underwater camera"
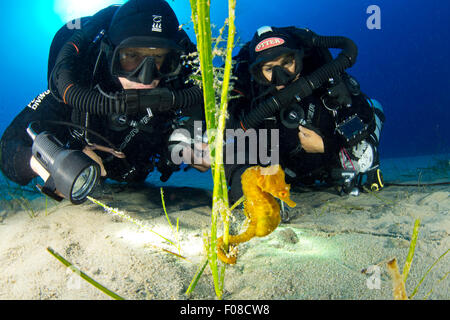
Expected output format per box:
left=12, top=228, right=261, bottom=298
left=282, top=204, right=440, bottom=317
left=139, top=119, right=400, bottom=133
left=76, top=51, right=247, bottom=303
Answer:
left=27, top=126, right=100, bottom=204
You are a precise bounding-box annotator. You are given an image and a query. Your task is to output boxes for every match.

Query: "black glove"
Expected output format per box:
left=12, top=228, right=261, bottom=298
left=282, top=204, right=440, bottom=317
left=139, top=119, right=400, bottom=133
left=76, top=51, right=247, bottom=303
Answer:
left=324, top=80, right=353, bottom=108
left=124, top=88, right=175, bottom=115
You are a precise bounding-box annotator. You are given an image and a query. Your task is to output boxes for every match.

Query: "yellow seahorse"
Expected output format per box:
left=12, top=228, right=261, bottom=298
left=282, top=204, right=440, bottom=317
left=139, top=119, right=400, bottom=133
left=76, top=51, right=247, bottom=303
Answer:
left=217, top=165, right=296, bottom=264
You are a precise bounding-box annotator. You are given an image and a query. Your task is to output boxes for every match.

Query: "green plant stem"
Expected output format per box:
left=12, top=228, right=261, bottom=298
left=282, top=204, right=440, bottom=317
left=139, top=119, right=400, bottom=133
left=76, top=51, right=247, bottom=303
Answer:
left=185, top=259, right=209, bottom=297
left=217, top=1, right=235, bottom=251
left=190, top=0, right=221, bottom=299
left=161, top=188, right=181, bottom=254
left=409, top=248, right=450, bottom=299
left=87, top=196, right=188, bottom=261
left=160, top=188, right=172, bottom=230
left=47, top=247, right=125, bottom=300
left=192, top=0, right=217, bottom=132
left=403, top=219, right=420, bottom=283
left=88, top=196, right=174, bottom=245
left=14, top=195, right=37, bottom=218
left=190, top=0, right=236, bottom=300
left=423, top=271, right=449, bottom=300
left=230, top=196, right=245, bottom=212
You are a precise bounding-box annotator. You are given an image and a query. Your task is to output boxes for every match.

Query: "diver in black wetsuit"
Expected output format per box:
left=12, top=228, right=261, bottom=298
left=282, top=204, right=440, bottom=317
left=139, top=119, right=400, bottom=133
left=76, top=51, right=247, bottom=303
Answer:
left=224, top=26, right=386, bottom=203
left=0, top=0, right=205, bottom=201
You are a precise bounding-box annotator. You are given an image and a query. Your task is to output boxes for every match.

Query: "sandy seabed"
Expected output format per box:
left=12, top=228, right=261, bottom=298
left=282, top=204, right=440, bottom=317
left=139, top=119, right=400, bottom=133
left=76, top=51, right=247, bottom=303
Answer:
left=0, top=155, right=448, bottom=300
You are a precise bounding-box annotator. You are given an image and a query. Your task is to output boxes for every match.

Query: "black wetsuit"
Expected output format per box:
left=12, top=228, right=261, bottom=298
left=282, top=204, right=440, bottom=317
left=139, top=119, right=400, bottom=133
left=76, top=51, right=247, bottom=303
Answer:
left=0, top=9, right=200, bottom=187
left=225, top=60, right=383, bottom=203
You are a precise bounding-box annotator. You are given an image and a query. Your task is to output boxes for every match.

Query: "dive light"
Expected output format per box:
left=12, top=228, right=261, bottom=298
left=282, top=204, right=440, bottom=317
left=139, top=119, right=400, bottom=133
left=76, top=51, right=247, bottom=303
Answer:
left=27, top=125, right=100, bottom=204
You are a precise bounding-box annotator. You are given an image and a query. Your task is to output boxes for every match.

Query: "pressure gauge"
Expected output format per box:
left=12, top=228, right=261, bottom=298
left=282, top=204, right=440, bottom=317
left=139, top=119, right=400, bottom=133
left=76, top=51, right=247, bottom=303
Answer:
left=352, top=141, right=374, bottom=173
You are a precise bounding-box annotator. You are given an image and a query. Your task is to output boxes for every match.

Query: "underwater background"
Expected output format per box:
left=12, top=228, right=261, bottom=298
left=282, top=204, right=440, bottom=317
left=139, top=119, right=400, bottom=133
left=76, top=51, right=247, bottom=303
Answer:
left=1, top=1, right=449, bottom=302
left=0, top=0, right=448, bottom=188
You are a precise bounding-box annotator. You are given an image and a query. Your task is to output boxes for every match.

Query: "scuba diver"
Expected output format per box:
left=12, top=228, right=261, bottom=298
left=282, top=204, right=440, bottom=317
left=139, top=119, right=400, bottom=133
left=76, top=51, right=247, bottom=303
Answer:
left=0, top=0, right=205, bottom=204
left=224, top=26, right=386, bottom=204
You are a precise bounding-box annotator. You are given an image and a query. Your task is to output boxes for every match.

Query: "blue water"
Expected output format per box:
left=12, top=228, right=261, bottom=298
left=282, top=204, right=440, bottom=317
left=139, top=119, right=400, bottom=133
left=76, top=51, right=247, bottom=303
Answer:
left=0, top=0, right=449, bottom=190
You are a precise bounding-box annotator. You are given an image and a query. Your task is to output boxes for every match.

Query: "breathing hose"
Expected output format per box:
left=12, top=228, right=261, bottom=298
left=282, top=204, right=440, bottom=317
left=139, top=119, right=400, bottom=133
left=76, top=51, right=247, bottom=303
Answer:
left=239, top=30, right=358, bottom=130
left=50, top=22, right=203, bottom=116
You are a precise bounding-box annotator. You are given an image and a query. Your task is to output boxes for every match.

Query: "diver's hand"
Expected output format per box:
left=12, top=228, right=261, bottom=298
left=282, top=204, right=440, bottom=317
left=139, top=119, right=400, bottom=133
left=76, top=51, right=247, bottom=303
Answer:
left=298, top=125, right=324, bottom=153
left=124, top=88, right=175, bottom=115
left=324, top=79, right=353, bottom=108
left=191, top=143, right=211, bottom=172
left=82, top=147, right=107, bottom=177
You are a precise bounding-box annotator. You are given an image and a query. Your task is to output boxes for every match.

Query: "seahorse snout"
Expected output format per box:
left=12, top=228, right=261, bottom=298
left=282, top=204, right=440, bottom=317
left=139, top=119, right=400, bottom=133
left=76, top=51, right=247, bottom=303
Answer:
left=279, top=193, right=296, bottom=208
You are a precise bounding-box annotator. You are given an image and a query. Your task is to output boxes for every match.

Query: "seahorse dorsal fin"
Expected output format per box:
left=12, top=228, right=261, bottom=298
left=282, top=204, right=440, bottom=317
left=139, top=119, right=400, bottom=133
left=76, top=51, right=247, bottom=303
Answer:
left=259, top=165, right=280, bottom=176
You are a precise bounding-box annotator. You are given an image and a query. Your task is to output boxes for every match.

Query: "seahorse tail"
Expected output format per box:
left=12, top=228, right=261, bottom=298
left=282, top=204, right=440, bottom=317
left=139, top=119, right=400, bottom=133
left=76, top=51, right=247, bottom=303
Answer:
left=217, top=223, right=257, bottom=265
left=217, top=236, right=237, bottom=265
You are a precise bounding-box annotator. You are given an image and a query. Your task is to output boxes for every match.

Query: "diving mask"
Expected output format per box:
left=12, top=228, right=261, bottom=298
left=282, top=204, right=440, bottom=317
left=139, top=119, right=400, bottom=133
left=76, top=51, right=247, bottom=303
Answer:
left=251, top=50, right=304, bottom=86
left=111, top=39, right=182, bottom=85
left=270, top=64, right=298, bottom=86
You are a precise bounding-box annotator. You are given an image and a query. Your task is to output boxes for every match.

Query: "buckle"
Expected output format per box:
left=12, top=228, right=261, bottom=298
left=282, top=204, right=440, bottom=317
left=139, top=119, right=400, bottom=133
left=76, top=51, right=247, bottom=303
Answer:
left=124, top=90, right=139, bottom=115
